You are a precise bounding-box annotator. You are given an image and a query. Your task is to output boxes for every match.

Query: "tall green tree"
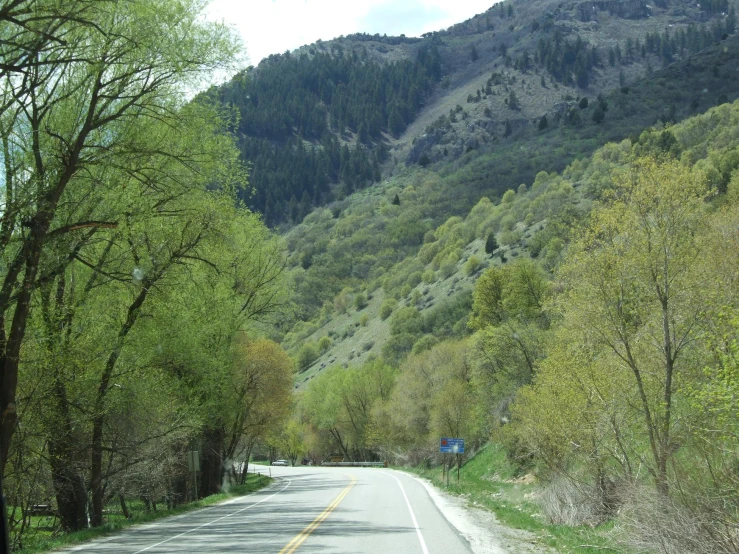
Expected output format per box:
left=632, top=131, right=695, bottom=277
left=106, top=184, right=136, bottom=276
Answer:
left=0, top=0, right=240, bottom=477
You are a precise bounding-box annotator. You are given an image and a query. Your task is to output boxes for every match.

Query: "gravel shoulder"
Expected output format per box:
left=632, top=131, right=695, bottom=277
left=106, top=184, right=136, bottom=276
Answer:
left=406, top=472, right=556, bottom=554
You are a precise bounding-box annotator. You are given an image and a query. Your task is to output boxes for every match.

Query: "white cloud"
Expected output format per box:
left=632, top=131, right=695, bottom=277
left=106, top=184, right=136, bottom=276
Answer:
left=205, top=0, right=496, bottom=66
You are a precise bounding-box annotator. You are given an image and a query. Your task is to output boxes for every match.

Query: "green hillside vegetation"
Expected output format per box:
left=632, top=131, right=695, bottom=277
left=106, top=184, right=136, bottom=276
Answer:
left=291, top=99, right=739, bottom=552
left=281, top=32, right=739, bottom=376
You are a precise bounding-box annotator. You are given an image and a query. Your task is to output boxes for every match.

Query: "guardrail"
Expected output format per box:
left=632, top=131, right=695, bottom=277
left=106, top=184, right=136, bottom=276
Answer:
left=320, top=462, right=386, bottom=467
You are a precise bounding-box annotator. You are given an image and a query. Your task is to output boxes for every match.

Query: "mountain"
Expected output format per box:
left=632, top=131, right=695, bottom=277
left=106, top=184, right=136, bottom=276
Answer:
left=205, top=0, right=735, bottom=227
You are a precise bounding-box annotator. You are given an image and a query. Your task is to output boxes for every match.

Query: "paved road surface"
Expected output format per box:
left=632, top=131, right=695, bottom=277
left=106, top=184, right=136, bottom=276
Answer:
left=59, top=467, right=473, bottom=553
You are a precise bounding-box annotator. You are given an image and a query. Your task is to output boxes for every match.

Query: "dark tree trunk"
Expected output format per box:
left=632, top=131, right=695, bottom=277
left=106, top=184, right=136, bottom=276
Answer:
left=48, top=447, right=88, bottom=532
left=199, top=427, right=225, bottom=498
left=47, top=368, right=87, bottom=532
left=118, top=494, right=131, bottom=519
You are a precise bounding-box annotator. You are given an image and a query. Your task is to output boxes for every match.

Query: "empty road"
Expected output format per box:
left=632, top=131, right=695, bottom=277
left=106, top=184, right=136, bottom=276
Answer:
left=59, top=466, right=474, bottom=553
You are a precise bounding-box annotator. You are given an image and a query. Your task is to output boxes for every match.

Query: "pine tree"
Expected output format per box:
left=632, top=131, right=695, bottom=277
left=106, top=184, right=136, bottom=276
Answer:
left=485, top=233, right=499, bottom=255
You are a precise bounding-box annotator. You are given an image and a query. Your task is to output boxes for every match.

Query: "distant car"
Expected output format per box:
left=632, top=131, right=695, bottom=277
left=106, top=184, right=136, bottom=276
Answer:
left=271, top=459, right=289, bottom=466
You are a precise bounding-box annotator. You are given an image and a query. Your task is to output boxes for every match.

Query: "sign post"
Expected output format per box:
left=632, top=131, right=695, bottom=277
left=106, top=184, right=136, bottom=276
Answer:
left=439, top=438, right=464, bottom=486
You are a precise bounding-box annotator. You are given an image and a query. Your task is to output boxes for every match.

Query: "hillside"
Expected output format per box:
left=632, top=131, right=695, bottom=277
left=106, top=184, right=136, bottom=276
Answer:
left=208, top=0, right=735, bottom=226
left=278, top=28, right=739, bottom=385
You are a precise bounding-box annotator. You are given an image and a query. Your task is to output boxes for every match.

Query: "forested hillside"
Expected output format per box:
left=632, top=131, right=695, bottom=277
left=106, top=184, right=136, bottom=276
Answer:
left=205, top=39, right=442, bottom=224
left=279, top=30, right=739, bottom=344
left=208, top=0, right=735, bottom=226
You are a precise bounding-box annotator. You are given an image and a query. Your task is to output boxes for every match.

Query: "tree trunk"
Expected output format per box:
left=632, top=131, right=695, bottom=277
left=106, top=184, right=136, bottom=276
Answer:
left=48, top=448, right=88, bottom=532
left=47, top=368, right=87, bottom=531
left=118, top=494, right=131, bottom=519
left=199, top=426, right=225, bottom=498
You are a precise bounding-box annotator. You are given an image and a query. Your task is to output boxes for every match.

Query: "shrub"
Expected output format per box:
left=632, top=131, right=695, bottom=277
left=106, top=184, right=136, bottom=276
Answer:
left=422, top=269, right=436, bottom=284
left=390, top=307, right=423, bottom=336
left=360, top=313, right=369, bottom=326
left=440, top=262, right=456, bottom=279
left=296, top=343, right=318, bottom=372
left=412, top=335, right=439, bottom=354
left=407, top=271, right=423, bottom=288
left=379, top=299, right=397, bottom=320
left=354, top=293, right=367, bottom=310
left=317, top=336, right=332, bottom=353
left=464, top=255, right=483, bottom=276
left=500, top=229, right=522, bottom=247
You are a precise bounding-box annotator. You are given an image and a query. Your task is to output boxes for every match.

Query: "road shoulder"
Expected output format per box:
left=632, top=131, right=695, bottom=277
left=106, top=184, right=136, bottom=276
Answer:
left=403, top=472, right=555, bottom=554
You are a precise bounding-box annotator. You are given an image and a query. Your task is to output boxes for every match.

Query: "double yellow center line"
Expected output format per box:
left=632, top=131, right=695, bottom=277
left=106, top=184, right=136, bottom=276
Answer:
left=278, top=475, right=357, bottom=554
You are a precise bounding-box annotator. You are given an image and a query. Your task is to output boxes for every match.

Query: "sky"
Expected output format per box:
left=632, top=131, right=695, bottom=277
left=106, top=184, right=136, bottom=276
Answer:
left=205, top=0, right=496, bottom=67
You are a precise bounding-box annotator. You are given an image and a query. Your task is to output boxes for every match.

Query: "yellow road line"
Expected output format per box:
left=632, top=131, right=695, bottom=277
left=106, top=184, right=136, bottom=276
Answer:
left=279, top=475, right=357, bottom=554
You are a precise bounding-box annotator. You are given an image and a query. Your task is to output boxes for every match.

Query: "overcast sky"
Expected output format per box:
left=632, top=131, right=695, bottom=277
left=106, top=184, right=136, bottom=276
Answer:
left=205, top=0, right=496, bottom=66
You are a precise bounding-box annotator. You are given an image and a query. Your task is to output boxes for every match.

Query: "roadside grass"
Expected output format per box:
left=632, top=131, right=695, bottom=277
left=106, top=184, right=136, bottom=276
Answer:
left=14, top=472, right=272, bottom=553
left=402, top=444, right=625, bottom=554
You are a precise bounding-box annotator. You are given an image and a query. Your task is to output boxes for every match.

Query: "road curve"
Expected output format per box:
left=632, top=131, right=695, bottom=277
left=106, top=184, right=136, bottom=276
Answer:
left=57, top=466, right=474, bottom=554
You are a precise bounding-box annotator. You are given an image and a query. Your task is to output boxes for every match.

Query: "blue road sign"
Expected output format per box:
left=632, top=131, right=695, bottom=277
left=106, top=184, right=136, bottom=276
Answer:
left=439, top=437, right=465, bottom=454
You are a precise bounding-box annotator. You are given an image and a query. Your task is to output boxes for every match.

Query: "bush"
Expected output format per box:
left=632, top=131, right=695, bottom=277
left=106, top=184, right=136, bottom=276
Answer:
left=296, top=343, right=318, bottom=372
left=379, top=299, right=397, bottom=320
left=354, top=293, right=367, bottom=310
left=439, top=261, right=456, bottom=279
left=359, top=313, right=369, bottom=326
left=464, top=255, right=483, bottom=276
left=412, top=335, right=439, bottom=354
left=317, top=336, right=332, bottom=353
left=538, top=477, right=605, bottom=527
left=616, top=483, right=739, bottom=554
left=407, top=271, right=423, bottom=288
left=422, top=269, right=436, bottom=284
left=499, top=229, right=522, bottom=247
left=390, top=307, right=423, bottom=336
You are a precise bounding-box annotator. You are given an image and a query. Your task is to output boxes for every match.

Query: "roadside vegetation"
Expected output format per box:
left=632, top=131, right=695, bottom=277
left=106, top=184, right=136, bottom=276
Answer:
left=404, top=445, right=617, bottom=553
left=16, top=474, right=271, bottom=554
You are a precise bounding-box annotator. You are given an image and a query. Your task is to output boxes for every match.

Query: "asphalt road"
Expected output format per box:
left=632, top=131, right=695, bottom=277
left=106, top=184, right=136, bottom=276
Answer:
left=59, top=466, right=473, bottom=554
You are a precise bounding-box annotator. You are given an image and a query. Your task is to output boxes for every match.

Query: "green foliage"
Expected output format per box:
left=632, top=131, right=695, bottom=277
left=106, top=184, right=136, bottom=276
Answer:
left=485, top=233, right=499, bottom=255
left=297, top=343, right=319, bottom=372
left=390, top=307, right=424, bottom=336
left=354, top=293, right=368, bottom=310
left=464, top=255, right=483, bottom=276
left=318, top=336, right=333, bottom=353
left=379, top=299, right=397, bottom=320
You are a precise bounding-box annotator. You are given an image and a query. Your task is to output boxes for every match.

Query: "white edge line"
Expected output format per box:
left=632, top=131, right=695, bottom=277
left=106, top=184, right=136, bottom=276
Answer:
left=381, top=472, right=430, bottom=554
left=130, top=479, right=292, bottom=554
